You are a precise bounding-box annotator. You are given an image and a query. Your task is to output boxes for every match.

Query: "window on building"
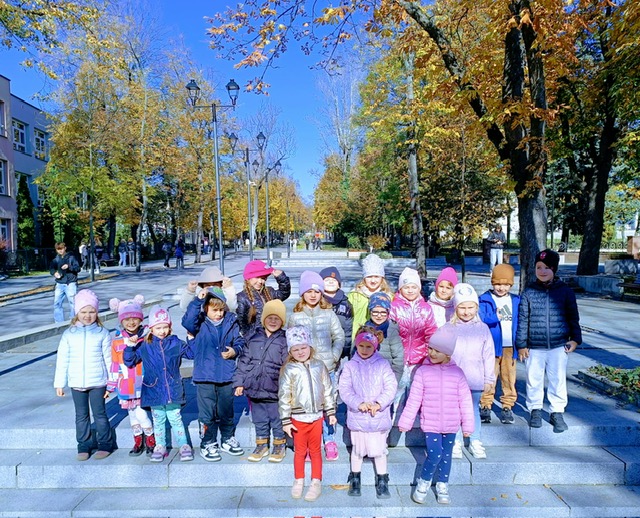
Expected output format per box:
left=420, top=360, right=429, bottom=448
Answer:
left=0, top=219, right=9, bottom=241
left=12, top=120, right=26, bottom=153
left=0, top=100, right=6, bottom=136
left=0, top=160, right=7, bottom=195
left=34, top=128, right=47, bottom=160
left=37, top=184, right=45, bottom=207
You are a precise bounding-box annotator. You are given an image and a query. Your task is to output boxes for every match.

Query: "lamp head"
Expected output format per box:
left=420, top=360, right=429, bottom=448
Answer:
left=185, top=79, right=200, bottom=106
left=226, top=79, right=240, bottom=106
left=256, top=131, right=266, bottom=151
left=228, top=132, right=238, bottom=153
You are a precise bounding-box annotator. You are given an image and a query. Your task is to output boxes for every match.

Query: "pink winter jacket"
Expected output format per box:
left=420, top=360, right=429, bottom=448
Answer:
left=389, top=293, right=437, bottom=366
left=338, top=351, right=398, bottom=433
left=449, top=320, right=496, bottom=391
left=397, top=358, right=474, bottom=435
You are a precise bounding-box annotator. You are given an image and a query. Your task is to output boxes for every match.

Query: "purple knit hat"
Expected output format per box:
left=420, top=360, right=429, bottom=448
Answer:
left=299, top=270, right=325, bottom=296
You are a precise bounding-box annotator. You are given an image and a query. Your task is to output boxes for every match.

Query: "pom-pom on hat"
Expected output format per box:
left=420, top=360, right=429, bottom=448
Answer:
left=362, top=253, right=385, bottom=278
left=197, top=266, right=224, bottom=285
left=286, top=325, right=313, bottom=351
left=148, top=305, right=171, bottom=328
left=355, top=331, right=379, bottom=350
left=429, top=324, right=457, bottom=356
left=109, top=295, right=144, bottom=323
left=299, top=270, right=325, bottom=296
left=491, top=264, right=515, bottom=286
left=261, top=299, right=286, bottom=327
left=243, top=260, right=274, bottom=280
left=368, top=292, right=392, bottom=312
left=319, top=266, right=342, bottom=285
left=453, top=283, right=479, bottom=307
left=535, top=249, right=560, bottom=273
left=436, top=267, right=458, bottom=288
left=75, top=289, right=99, bottom=314
left=398, top=267, right=421, bottom=288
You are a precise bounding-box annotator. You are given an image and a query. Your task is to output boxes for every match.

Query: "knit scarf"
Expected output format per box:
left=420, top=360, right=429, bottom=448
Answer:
left=366, top=319, right=389, bottom=338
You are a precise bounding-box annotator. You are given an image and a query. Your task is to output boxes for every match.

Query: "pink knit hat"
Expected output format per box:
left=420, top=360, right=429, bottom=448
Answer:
left=109, top=295, right=144, bottom=322
left=243, top=260, right=274, bottom=280
left=435, top=267, right=458, bottom=289
left=74, top=289, right=99, bottom=314
left=429, top=324, right=457, bottom=356
left=148, top=305, right=171, bottom=328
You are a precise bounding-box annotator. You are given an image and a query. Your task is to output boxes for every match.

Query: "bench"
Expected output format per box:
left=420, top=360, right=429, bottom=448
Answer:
left=618, top=282, right=640, bottom=301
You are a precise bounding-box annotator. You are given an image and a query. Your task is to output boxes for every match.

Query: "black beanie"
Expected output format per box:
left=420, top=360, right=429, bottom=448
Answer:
left=535, top=249, right=560, bottom=273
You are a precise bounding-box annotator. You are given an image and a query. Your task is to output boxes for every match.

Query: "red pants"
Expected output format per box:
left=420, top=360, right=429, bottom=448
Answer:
left=292, top=417, right=323, bottom=480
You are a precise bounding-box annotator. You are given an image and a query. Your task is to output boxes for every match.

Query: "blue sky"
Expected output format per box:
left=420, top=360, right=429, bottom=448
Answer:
left=2, top=1, right=330, bottom=201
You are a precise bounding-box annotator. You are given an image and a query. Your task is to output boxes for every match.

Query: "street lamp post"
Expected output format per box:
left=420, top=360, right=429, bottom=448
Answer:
left=185, top=78, right=239, bottom=274
left=228, top=133, right=255, bottom=261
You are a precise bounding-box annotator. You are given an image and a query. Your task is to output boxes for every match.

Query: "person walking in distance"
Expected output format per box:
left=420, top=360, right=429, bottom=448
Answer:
left=50, top=242, right=80, bottom=323
left=487, top=225, right=506, bottom=271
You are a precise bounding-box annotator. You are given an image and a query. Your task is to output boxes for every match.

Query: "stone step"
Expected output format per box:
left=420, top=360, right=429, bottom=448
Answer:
left=0, top=445, right=634, bottom=490
left=4, top=485, right=640, bottom=518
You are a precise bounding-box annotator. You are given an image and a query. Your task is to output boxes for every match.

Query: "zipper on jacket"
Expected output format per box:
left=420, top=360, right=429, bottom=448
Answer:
left=82, top=326, right=87, bottom=388
left=545, top=288, right=551, bottom=349
left=304, top=363, right=317, bottom=413
left=160, top=338, right=172, bottom=404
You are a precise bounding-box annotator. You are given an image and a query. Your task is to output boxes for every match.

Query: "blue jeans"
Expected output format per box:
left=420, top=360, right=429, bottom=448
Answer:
left=421, top=432, right=456, bottom=483
left=322, top=371, right=336, bottom=443
left=456, top=389, right=482, bottom=443
left=71, top=387, right=113, bottom=454
left=119, top=252, right=127, bottom=266
left=54, top=282, right=77, bottom=323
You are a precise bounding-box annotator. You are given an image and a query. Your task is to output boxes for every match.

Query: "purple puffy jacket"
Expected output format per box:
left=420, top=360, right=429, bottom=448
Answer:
left=338, top=351, right=398, bottom=433
left=397, top=358, right=475, bottom=435
left=389, top=293, right=438, bottom=366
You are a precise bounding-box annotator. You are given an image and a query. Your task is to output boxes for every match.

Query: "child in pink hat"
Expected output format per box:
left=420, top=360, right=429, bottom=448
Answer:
left=428, top=267, right=459, bottom=327
left=107, top=295, right=155, bottom=456
left=54, top=290, right=114, bottom=461
left=236, top=260, right=291, bottom=336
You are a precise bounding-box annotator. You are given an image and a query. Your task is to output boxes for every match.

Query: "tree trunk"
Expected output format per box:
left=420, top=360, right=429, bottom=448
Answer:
left=106, top=213, right=116, bottom=257
left=403, top=52, right=427, bottom=278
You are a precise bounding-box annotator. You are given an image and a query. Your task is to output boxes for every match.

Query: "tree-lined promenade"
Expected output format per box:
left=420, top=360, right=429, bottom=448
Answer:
left=1, top=1, right=639, bottom=287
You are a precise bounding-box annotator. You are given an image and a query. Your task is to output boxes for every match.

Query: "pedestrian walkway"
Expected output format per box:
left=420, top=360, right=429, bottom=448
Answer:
left=0, top=248, right=639, bottom=516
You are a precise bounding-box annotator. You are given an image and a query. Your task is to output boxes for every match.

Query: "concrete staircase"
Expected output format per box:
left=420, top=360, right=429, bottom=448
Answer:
left=2, top=275, right=640, bottom=516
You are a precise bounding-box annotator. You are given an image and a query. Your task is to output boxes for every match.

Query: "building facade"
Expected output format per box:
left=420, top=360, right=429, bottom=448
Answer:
left=0, top=74, right=48, bottom=250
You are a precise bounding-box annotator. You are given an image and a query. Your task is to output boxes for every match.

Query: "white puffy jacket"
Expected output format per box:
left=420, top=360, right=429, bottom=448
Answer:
left=54, top=323, right=112, bottom=389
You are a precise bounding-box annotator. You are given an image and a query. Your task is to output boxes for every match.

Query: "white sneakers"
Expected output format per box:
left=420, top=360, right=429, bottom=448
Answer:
left=411, top=478, right=431, bottom=504
left=468, top=439, right=487, bottom=459
left=435, top=482, right=450, bottom=504
left=452, top=441, right=463, bottom=459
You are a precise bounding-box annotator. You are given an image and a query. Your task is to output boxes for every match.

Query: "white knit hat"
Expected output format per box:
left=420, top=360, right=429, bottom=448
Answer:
left=398, top=267, right=421, bottom=288
left=453, top=283, right=479, bottom=307
left=362, top=253, right=385, bottom=278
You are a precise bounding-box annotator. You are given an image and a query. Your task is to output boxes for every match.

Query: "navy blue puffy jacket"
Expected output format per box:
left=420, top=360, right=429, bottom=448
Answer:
left=181, top=298, right=245, bottom=383
left=515, top=279, right=582, bottom=350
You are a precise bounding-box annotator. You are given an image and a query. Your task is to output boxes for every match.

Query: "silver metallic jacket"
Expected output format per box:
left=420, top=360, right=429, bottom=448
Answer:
left=278, top=358, right=336, bottom=426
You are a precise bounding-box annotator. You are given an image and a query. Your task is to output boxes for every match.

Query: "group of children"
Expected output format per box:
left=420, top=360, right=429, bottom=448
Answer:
left=53, top=248, right=581, bottom=505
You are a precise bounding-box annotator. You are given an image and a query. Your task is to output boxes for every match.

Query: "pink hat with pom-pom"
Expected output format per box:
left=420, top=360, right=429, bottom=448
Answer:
left=109, top=295, right=145, bottom=323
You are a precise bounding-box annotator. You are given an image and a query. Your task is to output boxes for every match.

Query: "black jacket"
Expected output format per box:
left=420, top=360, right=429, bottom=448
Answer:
left=236, top=272, right=291, bottom=336
left=233, top=328, right=287, bottom=401
left=49, top=253, right=80, bottom=284
left=515, top=279, right=582, bottom=350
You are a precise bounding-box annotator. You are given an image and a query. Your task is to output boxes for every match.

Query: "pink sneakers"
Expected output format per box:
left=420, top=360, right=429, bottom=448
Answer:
left=324, top=441, right=339, bottom=461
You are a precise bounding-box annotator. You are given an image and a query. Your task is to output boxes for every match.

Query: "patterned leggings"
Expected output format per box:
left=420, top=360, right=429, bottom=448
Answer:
left=151, top=404, right=188, bottom=448
left=421, top=432, right=456, bottom=483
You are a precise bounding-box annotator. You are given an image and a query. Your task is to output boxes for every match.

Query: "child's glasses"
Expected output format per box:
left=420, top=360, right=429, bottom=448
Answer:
left=370, top=310, right=388, bottom=317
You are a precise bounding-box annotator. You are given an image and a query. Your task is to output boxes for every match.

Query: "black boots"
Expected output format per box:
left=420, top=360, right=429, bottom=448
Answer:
left=376, top=474, right=391, bottom=499
left=347, top=471, right=361, bottom=496
left=129, top=434, right=144, bottom=456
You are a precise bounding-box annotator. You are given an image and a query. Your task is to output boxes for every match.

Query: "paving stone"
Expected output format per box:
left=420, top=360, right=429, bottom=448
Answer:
left=605, top=446, right=640, bottom=485
left=550, top=484, right=640, bottom=517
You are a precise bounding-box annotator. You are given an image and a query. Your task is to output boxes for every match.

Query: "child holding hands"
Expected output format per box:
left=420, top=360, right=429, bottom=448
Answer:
left=108, top=295, right=155, bottom=456
left=234, top=299, right=289, bottom=462
left=54, top=289, right=114, bottom=461
left=339, top=329, right=398, bottom=499
left=124, top=306, right=193, bottom=462
left=398, top=325, right=474, bottom=505
left=279, top=326, right=337, bottom=502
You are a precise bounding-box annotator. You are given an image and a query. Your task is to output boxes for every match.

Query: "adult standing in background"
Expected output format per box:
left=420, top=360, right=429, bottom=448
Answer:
left=79, top=242, right=89, bottom=271
left=50, top=242, right=80, bottom=322
left=487, top=225, right=506, bottom=271
left=118, top=239, right=128, bottom=267
left=127, top=238, right=136, bottom=267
